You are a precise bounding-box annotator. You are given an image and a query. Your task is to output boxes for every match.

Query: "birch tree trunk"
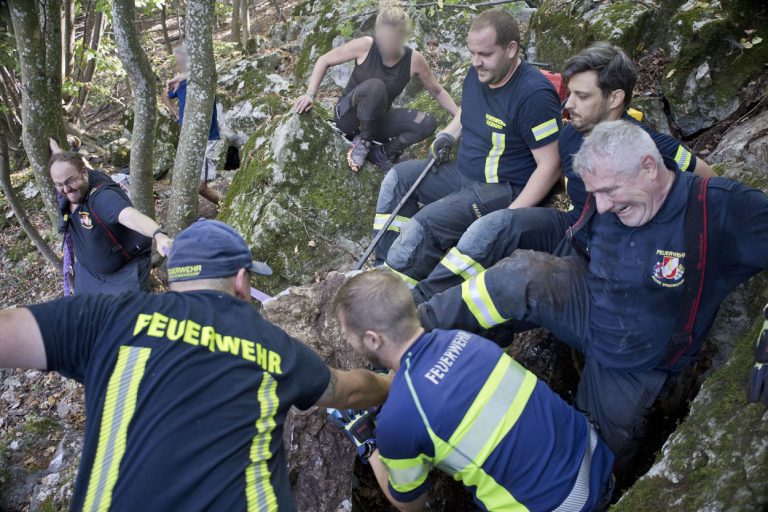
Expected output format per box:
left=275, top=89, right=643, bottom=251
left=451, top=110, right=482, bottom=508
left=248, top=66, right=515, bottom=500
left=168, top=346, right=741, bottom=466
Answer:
left=8, top=0, right=66, bottom=227
left=230, top=0, right=240, bottom=44
left=61, top=0, right=75, bottom=81
left=166, top=0, right=216, bottom=235
left=160, top=4, right=174, bottom=55
left=71, top=10, right=104, bottom=122
left=112, top=0, right=157, bottom=218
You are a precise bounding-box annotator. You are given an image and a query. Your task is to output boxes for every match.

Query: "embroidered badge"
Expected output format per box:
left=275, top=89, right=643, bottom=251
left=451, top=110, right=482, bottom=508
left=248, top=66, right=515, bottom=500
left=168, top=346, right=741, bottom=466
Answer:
left=79, top=211, right=93, bottom=229
left=652, top=250, right=685, bottom=287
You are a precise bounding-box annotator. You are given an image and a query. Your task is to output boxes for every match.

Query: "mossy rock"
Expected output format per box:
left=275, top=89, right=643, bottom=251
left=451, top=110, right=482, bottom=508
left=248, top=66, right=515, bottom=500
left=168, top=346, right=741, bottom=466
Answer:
left=530, top=0, right=653, bottom=70
left=660, top=0, right=768, bottom=135
left=219, top=105, right=383, bottom=295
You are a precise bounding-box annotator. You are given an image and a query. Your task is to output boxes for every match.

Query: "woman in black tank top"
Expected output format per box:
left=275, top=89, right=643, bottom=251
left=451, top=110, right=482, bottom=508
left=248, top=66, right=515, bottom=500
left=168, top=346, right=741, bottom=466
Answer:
left=294, top=1, right=458, bottom=172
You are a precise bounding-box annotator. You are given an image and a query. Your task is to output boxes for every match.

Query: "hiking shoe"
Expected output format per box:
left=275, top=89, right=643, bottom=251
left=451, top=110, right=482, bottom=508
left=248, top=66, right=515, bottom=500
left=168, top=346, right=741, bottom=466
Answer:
left=368, top=144, right=396, bottom=172
left=347, top=135, right=372, bottom=172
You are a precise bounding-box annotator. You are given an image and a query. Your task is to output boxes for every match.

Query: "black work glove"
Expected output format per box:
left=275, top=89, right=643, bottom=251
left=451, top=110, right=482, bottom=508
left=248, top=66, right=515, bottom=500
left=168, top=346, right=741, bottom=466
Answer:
left=429, top=132, right=456, bottom=166
left=748, top=304, right=768, bottom=404
left=327, top=407, right=378, bottom=463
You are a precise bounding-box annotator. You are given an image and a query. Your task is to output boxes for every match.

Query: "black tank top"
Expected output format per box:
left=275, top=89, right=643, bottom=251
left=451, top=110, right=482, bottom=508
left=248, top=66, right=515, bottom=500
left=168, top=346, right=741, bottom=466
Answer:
left=342, top=38, right=413, bottom=108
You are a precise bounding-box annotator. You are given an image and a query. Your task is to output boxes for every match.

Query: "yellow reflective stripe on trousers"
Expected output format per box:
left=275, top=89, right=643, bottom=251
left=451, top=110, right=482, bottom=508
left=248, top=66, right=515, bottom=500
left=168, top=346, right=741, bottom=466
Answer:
left=403, top=355, right=536, bottom=511
left=553, top=422, right=600, bottom=512
left=384, top=264, right=419, bottom=289
left=531, top=118, right=559, bottom=142
left=484, top=132, right=505, bottom=183
left=83, top=346, right=151, bottom=512
left=373, top=213, right=410, bottom=233
left=379, top=454, right=431, bottom=493
left=674, top=145, right=693, bottom=172
left=461, top=271, right=508, bottom=329
left=246, top=373, right=279, bottom=512
left=439, top=247, right=485, bottom=281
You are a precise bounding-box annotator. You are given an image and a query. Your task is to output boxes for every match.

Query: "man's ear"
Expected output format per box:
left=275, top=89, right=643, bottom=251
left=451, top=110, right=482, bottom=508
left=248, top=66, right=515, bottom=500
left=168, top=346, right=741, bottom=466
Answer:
left=49, top=138, right=62, bottom=154
left=609, top=89, right=626, bottom=111
left=234, top=268, right=250, bottom=300
left=363, top=330, right=383, bottom=351
left=506, top=40, right=519, bottom=60
left=641, top=154, right=659, bottom=179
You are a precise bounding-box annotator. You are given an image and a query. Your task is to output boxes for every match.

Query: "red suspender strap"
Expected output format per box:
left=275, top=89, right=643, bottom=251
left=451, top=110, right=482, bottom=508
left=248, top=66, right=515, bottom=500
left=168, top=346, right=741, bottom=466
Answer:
left=87, top=183, right=134, bottom=262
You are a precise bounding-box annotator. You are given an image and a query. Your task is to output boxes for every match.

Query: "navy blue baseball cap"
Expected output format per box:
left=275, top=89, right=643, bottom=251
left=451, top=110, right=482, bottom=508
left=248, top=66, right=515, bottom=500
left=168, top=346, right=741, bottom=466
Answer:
left=167, top=219, right=272, bottom=282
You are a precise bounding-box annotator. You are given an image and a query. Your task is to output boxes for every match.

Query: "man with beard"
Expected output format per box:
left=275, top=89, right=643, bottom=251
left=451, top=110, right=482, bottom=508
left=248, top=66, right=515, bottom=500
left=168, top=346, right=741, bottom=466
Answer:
left=50, top=151, right=173, bottom=295
left=411, top=42, right=714, bottom=303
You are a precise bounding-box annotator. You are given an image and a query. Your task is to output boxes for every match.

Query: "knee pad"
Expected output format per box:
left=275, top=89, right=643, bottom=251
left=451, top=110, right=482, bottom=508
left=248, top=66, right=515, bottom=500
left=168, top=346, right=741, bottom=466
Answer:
left=387, top=220, right=426, bottom=269
left=418, top=112, right=438, bottom=138
left=376, top=168, right=400, bottom=212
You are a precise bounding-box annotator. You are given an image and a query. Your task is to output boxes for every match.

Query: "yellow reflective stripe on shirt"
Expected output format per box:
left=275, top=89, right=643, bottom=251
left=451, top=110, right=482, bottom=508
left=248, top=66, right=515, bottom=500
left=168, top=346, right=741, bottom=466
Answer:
left=531, top=118, right=559, bottom=142
left=484, top=132, right=505, bottom=183
left=246, top=373, right=279, bottom=512
left=379, top=454, right=432, bottom=493
left=83, top=346, right=151, bottom=512
left=461, top=271, right=508, bottom=329
left=440, top=247, right=485, bottom=281
left=674, top=145, right=693, bottom=172
left=373, top=213, right=410, bottom=233
left=384, top=264, right=419, bottom=289
left=403, top=355, right=535, bottom=511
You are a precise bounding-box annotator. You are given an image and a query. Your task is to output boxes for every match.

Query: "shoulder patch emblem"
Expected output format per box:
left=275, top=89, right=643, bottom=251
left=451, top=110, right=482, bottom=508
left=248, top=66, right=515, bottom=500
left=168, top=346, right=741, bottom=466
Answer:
left=652, top=250, right=685, bottom=287
left=79, top=211, right=93, bottom=229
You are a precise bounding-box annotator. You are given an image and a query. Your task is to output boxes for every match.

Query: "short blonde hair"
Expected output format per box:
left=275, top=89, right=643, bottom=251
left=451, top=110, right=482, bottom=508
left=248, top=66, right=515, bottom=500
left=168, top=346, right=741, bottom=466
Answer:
left=376, top=0, right=411, bottom=35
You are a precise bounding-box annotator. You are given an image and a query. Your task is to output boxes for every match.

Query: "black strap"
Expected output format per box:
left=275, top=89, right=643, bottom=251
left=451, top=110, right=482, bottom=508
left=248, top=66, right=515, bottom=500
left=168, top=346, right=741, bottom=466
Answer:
left=561, top=193, right=597, bottom=258
left=664, top=176, right=710, bottom=369
left=87, top=182, right=135, bottom=263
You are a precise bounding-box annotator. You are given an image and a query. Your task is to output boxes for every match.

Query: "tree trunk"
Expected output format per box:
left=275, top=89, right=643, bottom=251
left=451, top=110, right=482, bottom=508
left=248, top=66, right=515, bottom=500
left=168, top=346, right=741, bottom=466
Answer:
left=230, top=0, right=240, bottom=44
left=239, top=0, right=250, bottom=46
left=0, top=128, right=62, bottom=269
left=112, top=0, right=157, bottom=218
left=61, top=0, right=75, bottom=81
left=174, top=0, right=184, bottom=40
left=71, top=10, right=104, bottom=122
left=166, top=0, right=216, bottom=235
left=8, top=0, right=67, bottom=227
left=38, top=0, right=68, bottom=144
left=160, top=4, right=173, bottom=54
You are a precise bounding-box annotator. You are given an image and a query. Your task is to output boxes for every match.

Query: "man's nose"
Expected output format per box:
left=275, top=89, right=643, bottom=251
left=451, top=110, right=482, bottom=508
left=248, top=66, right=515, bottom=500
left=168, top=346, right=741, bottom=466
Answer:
left=472, top=56, right=482, bottom=68
left=564, top=93, right=575, bottom=111
left=594, top=193, right=613, bottom=214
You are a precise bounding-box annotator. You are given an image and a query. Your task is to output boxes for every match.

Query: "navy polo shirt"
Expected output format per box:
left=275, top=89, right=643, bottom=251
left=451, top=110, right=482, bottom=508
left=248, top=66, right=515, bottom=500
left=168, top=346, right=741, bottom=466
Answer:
left=458, top=62, right=562, bottom=187
left=68, top=171, right=151, bottom=275
left=27, top=291, right=330, bottom=511
left=376, top=329, right=613, bottom=510
left=168, top=79, right=220, bottom=141
left=587, top=172, right=768, bottom=371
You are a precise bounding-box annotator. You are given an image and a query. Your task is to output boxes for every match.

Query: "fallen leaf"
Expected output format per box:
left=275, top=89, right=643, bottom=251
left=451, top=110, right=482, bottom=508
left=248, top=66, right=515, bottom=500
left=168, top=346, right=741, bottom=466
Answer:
left=294, top=245, right=298, bottom=254
left=666, top=69, right=676, bottom=78
left=308, top=240, right=317, bottom=248
left=752, top=36, right=763, bottom=45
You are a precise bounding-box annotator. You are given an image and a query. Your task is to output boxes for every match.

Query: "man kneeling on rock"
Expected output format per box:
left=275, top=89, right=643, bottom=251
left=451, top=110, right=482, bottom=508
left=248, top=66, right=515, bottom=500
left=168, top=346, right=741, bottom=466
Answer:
left=0, top=219, right=391, bottom=510
left=329, top=270, right=615, bottom=512
left=419, top=120, right=768, bottom=473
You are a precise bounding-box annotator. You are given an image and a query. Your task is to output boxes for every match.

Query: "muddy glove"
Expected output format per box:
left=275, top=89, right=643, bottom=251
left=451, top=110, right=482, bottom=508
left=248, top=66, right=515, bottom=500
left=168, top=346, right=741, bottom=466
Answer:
left=327, top=408, right=378, bottom=463
left=429, top=132, right=456, bottom=166
left=748, top=304, right=768, bottom=405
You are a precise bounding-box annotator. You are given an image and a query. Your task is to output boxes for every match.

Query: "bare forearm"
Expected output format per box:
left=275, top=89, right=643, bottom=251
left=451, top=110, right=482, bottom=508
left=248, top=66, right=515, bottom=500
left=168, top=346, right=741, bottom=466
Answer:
left=118, top=207, right=161, bottom=238
left=442, top=109, right=462, bottom=140
left=431, top=87, right=458, bottom=116
left=306, top=59, right=328, bottom=96
left=509, top=165, right=561, bottom=209
left=694, top=156, right=716, bottom=178
left=342, top=369, right=391, bottom=409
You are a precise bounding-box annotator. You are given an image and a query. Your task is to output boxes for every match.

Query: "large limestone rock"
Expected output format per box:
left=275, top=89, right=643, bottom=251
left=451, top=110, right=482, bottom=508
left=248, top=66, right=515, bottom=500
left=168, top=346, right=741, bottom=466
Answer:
left=219, top=108, right=382, bottom=295
left=709, top=109, right=768, bottom=172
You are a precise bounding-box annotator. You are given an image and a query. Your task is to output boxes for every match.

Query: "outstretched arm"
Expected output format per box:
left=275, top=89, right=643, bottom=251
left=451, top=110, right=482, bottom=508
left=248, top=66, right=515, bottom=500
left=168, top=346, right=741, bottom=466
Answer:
left=314, top=367, right=392, bottom=409
left=118, top=207, right=173, bottom=256
left=295, top=36, right=374, bottom=113
left=0, top=308, right=47, bottom=369
left=412, top=51, right=458, bottom=116
left=370, top=450, right=429, bottom=512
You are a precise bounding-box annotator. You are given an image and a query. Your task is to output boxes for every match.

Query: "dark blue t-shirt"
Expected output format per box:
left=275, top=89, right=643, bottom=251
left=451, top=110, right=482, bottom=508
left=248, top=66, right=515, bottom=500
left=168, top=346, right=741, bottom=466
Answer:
left=168, top=79, right=221, bottom=140
left=27, top=291, right=330, bottom=511
left=69, top=171, right=151, bottom=275
left=376, top=329, right=613, bottom=511
left=559, top=113, right=698, bottom=227
left=587, top=172, right=768, bottom=371
left=458, top=62, right=562, bottom=187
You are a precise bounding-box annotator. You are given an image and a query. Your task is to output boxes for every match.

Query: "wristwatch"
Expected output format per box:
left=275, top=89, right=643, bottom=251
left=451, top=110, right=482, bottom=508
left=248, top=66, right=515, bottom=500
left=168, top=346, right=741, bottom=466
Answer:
left=152, top=227, right=168, bottom=240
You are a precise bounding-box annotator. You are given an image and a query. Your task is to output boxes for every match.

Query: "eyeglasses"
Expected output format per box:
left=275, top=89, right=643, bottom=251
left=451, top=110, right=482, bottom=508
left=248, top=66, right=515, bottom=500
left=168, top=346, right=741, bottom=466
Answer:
left=53, top=175, right=83, bottom=190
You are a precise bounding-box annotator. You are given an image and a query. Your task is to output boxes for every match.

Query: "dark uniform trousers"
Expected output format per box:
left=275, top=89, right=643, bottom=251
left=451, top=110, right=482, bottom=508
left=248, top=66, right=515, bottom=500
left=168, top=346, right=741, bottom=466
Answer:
left=419, top=250, right=668, bottom=470
left=373, top=158, right=519, bottom=281
left=413, top=207, right=572, bottom=303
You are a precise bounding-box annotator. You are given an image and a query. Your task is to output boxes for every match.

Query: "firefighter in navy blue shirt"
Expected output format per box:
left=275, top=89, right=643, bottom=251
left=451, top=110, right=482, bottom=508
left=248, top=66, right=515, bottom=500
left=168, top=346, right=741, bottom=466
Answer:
left=412, top=42, right=715, bottom=303
left=420, top=120, right=768, bottom=471
left=371, top=8, right=562, bottom=286
left=50, top=151, right=173, bottom=295
left=328, top=270, right=615, bottom=511
left=0, top=219, right=392, bottom=511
